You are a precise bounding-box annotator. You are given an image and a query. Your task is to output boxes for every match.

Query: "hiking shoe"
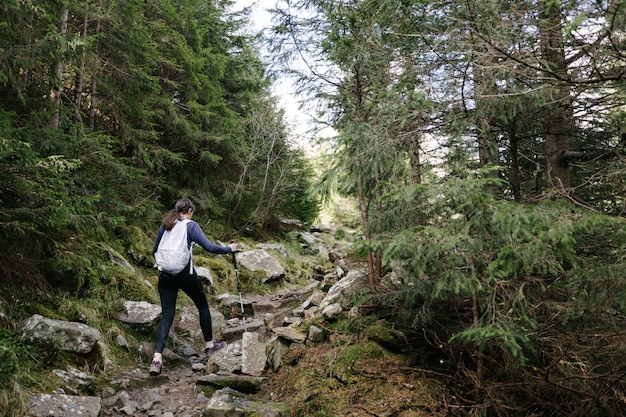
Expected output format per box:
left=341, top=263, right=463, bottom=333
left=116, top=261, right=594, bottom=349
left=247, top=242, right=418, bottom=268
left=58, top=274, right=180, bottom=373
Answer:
left=149, top=360, right=162, bottom=376
left=204, top=341, right=227, bottom=357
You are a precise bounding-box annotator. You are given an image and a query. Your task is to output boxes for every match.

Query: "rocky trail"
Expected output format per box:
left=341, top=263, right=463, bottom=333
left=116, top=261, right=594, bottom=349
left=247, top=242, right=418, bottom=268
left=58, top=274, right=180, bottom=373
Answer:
left=101, top=364, right=209, bottom=417
left=22, top=235, right=380, bottom=417
left=97, top=280, right=324, bottom=417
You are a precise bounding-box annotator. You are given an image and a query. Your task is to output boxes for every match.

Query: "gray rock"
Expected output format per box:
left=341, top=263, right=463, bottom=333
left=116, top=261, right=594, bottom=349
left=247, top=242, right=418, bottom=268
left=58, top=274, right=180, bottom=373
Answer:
left=206, top=341, right=242, bottom=374
left=218, top=295, right=254, bottom=319
left=117, top=301, right=161, bottom=326
left=338, top=259, right=348, bottom=273
left=318, top=269, right=368, bottom=312
left=272, top=326, right=307, bottom=344
left=221, top=318, right=265, bottom=342
left=266, top=336, right=290, bottom=372
left=52, top=366, right=95, bottom=387
left=28, top=393, right=101, bottom=417
left=255, top=243, right=290, bottom=258
left=182, top=344, right=199, bottom=357
left=322, top=302, right=343, bottom=319
left=311, top=223, right=335, bottom=233
left=241, top=332, right=267, bottom=377
left=203, top=387, right=288, bottom=417
left=101, top=243, right=136, bottom=272
left=278, top=218, right=305, bottom=228
left=19, top=315, right=101, bottom=354
left=308, top=325, right=324, bottom=343
left=179, top=306, right=225, bottom=342
left=192, top=362, right=206, bottom=372
left=236, top=249, right=285, bottom=283
left=196, top=266, right=215, bottom=285
left=298, top=232, right=317, bottom=245
left=102, top=386, right=116, bottom=398
left=117, top=334, right=130, bottom=350
left=304, top=291, right=325, bottom=308
left=282, top=316, right=300, bottom=326
left=336, top=265, right=346, bottom=279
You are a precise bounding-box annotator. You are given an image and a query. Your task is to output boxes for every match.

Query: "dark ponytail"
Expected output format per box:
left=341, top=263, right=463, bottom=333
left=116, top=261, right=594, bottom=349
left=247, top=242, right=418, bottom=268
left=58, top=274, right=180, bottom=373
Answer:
left=161, top=198, right=196, bottom=230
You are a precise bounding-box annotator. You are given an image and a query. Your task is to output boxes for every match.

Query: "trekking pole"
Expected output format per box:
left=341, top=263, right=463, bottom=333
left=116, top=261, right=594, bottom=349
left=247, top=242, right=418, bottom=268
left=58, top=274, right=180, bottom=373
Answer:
left=230, top=242, right=247, bottom=332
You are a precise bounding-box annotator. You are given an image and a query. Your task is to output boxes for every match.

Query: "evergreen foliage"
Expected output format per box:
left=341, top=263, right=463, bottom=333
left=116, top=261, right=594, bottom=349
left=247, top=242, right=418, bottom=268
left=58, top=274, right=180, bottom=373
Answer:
left=1, top=0, right=626, bottom=415
left=381, top=173, right=626, bottom=415
left=0, top=0, right=319, bottom=293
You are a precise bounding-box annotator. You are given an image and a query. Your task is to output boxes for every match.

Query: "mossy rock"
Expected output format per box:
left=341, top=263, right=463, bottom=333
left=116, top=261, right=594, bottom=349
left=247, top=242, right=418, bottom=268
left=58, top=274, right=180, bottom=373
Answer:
left=366, top=320, right=405, bottom=352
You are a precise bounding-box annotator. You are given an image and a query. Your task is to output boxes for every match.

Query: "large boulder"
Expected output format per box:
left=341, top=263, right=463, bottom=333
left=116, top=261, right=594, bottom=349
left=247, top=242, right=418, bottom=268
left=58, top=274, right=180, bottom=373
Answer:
left=178, top=306, right=226, bottom=341
left=236, top=249, right=285, bottom=283
left=241, top=331, right=267, bottom=377
left=203, top=387, right=289, bottom=417
left=206, top=341, right=242, bottom=374
left=318, top=269, right=369, bottom=312
left=272, top=326, right=307, bottom=344
left=100, top=242, right=135, bottom=272
left=218, top=294, right=254, bottom=320
left=19, top=315, right=101, bottom=354
left=196, top=266, right=215, bottom=285
left=116, top=301, right=161, bottom=329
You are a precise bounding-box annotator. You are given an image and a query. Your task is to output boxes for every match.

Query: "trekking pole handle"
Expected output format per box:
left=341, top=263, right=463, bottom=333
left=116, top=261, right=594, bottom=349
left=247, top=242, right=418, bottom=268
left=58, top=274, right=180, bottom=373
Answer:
left=230, top=240, right=238, bottom=269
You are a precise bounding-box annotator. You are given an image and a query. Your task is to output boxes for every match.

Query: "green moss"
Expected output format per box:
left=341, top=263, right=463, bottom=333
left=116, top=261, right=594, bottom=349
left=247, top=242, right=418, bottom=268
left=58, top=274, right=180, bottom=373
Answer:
left=366, top=320, right=406, bottom=352
left=330, top=341, right=384, bottom=384
left=0, top=345, right=19, bottom=385
left=326, top=316, right=363, bottom=336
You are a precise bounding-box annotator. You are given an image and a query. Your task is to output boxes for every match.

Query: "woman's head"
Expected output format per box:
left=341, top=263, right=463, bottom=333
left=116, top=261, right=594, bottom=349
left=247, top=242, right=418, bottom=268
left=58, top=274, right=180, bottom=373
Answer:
left=162, top=198, right=196, bottom=230
left=174, top=198, right=195, bottom=215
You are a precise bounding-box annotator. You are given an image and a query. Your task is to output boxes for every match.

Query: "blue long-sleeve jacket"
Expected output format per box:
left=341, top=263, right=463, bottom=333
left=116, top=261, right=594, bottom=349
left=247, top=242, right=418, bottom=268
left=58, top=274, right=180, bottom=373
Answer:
left=152, top=220, right=232, bottom=256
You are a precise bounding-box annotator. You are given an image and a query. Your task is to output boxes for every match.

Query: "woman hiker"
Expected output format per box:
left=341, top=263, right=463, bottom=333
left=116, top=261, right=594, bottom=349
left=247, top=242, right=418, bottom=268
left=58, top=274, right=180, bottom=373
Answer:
left=149, top=198, right=236, bottom=376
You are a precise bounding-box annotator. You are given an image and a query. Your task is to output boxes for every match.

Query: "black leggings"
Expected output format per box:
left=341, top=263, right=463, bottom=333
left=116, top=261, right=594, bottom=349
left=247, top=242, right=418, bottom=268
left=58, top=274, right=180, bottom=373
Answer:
left=153, top=267, right=213, bottom=354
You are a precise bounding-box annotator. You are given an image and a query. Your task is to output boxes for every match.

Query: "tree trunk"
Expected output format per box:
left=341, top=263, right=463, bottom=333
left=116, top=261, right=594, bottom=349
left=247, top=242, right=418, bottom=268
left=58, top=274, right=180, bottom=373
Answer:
left=51, top=6, right=69, bottom=129
left=356, top=169, right=376, bottom=287
left=409, top=136, right=422, bottom=185
left=89, top=0, right=103, bottom=130
left=538, top=0, right=573, bottom=190
left=472, top=289, right=485, bottom=396
left=374, top=172, right=383, bottom=281
left=509, top=123, right=522, bottom=201
left=471, top=36, right=501, bottom=194
left=74, top=12, right=89, bottom=125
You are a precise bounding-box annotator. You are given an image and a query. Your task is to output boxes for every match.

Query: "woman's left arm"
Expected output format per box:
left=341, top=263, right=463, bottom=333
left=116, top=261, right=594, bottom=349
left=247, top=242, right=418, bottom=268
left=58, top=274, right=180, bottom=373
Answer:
left=187, top=222, right=232, bottom=254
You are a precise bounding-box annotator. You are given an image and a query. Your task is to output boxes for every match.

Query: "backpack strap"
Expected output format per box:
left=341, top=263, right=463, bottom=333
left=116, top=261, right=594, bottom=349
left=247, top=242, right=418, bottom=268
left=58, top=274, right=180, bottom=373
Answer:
left=189, top=241, right=195, bottom=274
left=179, top=219, right=195, bottom=274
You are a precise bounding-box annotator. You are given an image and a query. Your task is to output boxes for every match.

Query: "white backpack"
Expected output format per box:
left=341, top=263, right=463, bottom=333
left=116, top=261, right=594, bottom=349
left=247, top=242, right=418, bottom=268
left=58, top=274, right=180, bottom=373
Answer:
left=154, top=219, right=193, bottom=274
